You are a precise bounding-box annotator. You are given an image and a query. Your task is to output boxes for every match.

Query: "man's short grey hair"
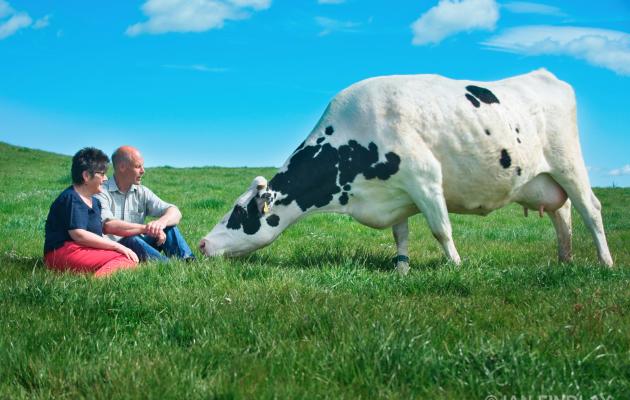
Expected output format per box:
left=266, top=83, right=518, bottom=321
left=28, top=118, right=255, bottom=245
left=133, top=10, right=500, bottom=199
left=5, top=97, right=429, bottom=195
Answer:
left=112, top=148, right=132, bottom=169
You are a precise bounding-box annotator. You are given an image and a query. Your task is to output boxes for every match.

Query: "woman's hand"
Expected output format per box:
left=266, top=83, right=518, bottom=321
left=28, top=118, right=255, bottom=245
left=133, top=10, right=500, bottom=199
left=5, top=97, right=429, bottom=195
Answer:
left=115, top=243, right=139, bottom=262
left=69, top=229, right=140, bottom=263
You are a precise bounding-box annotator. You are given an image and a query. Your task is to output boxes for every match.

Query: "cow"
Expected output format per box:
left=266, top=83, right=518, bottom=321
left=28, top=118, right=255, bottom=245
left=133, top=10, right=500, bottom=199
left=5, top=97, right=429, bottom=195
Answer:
left=199, top=69, right=614, bottom=274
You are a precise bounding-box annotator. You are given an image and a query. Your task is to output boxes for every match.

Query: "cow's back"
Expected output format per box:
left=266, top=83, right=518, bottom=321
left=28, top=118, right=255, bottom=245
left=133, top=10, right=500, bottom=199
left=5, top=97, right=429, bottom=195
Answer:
left=320, top=69, right=577, bottom=214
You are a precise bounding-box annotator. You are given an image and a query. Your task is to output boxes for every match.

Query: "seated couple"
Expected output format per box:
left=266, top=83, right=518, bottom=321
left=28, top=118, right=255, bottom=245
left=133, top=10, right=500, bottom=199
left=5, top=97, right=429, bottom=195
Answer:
left=43, top=146, right=195, bottom=278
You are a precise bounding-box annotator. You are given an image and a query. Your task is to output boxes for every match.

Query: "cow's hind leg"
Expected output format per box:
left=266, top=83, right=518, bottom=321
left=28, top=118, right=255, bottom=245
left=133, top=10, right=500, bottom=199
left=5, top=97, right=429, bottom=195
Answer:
left=392, top=219, right=410, bottom=275
left=547, top=199, right=572, bottom=263
left=551, top=170, right=613, bottom=266
left=407, top=182, right=461, bottom=265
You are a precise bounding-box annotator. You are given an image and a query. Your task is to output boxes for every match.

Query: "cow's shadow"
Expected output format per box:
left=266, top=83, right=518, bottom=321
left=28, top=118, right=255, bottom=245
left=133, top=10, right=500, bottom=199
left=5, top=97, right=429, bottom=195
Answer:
left=243, top=247, right=443, bottom=273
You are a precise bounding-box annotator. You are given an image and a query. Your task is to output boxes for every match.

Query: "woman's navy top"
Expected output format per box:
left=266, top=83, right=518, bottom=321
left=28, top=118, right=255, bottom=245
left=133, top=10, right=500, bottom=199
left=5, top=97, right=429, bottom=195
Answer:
left=44, top=186, right=103, bottom=253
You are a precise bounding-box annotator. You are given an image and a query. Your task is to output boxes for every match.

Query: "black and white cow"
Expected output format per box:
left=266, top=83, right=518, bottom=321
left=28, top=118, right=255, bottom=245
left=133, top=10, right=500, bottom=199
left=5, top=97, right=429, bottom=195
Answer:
left=200, top=69, right=613, bottom=273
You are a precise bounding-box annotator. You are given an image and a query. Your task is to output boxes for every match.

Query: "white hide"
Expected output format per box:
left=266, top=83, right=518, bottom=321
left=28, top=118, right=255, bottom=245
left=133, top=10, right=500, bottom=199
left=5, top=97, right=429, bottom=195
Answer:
left=201, top=69, right=613, bottom=268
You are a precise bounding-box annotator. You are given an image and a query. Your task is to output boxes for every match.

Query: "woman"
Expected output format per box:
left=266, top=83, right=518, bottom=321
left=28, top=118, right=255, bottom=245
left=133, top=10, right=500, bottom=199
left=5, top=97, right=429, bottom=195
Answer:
left=44, top=147, right=139, bottom=277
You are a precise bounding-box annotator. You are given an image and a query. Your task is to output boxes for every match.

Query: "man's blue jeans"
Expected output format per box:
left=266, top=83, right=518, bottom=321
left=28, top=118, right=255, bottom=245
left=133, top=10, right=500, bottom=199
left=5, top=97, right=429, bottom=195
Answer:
left=119, top=226, right=194, bottom=262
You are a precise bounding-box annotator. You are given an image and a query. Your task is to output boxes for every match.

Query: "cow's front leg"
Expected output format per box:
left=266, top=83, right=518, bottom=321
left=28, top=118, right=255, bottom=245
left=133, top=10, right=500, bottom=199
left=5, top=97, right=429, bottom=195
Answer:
left=392, top=219, right=410, bottom=275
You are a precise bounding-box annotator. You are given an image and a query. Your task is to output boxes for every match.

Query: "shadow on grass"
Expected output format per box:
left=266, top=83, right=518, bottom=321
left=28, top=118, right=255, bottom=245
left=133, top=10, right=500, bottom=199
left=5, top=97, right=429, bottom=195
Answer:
left=242, top=246, right=446, bottom=273
left=1, top=251, right=44, bottom=272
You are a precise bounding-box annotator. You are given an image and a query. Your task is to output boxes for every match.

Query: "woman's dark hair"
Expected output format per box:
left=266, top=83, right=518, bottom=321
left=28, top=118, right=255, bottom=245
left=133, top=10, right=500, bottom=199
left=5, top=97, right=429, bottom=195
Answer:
left=71, top=147, right=110, bottom=184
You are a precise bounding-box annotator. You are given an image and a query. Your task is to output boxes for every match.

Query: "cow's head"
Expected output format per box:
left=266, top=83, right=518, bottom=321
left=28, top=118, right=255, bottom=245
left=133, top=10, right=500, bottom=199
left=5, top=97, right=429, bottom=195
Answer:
left=199, top=176, right=279, bottom=257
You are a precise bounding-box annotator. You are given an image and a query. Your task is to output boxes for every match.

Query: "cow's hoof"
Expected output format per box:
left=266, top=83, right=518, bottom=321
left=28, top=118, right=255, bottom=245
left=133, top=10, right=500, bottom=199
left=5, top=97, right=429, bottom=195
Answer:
left=600, top=254, right=614, bottom=268
left=451, top=254, right=462, bottom=266
left=395, top=262, right=410, bottom=276
left=558, top=254, right=572, bottom=263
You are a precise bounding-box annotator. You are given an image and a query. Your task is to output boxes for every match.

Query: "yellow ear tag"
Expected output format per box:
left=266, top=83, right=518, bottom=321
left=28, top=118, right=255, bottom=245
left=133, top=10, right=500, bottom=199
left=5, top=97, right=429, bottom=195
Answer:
left=263, top=202, right=270, bottom=214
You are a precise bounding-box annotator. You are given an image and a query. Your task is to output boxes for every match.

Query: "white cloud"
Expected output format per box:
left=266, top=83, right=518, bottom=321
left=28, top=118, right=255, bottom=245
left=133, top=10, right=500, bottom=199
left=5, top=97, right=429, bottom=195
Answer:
left=609, top=164, right=630, bottom=176
left=1, top=1, right=47, bottom=39
left=315, top=16, right=360, bottom=36
left=318, top=0, right=346, bottom=4
left=33, top=14, right=51, bottom=29
left=0, top=12, right=31, bottom=39
left=0, top=1, right=48, bottom=39
left=126, top=0, right=271, bottom=36
left=502, top=2, right=565, bottom=16
left=163, top=64, right=228, bottom=72
left=0, top=0, right=13, bottom=18
left=229, top=0, right=269, bottom=8
left=483, top=26, right=630, bottom=75
left=411, top=0, right=499, bottom=45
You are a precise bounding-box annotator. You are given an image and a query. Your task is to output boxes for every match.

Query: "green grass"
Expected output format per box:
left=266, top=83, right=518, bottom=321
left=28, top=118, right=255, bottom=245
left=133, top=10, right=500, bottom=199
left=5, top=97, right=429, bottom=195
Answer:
left=0, top=141, right=628, bottom=399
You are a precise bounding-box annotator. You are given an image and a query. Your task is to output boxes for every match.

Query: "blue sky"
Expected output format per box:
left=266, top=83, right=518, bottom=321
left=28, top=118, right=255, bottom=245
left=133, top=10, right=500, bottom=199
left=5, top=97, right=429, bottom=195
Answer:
left=1, top=0, right=629, bottom=187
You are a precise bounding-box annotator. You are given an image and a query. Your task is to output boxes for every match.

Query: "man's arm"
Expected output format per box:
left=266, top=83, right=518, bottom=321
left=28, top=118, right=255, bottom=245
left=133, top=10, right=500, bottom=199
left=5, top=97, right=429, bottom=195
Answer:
left=145, top=206, right=182, bottom=237
left=94, top=190, right=136, bottom=236
left=103, top=219, right=167, bottom=246
left=142, top=186, right=182, bottom=237
left=102, top=219, right=149, bottom=237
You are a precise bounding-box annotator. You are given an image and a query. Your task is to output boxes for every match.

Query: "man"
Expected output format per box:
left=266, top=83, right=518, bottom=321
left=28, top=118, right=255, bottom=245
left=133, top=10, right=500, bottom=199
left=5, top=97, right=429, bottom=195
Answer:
left=96, top=146, right=195, bottom=262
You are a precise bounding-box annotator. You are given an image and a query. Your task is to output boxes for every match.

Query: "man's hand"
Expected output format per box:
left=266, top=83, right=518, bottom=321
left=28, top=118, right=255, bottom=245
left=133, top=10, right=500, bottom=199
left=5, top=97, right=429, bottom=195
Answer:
left=145, top=220, right=166, bottom=237
left=155, top=230, right=167, bottom=246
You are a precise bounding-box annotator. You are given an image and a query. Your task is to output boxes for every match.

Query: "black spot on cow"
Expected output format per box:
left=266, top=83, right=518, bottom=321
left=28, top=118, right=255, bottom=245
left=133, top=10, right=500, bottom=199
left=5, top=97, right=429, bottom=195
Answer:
left=325, top=126, right=334, bottom=135
left=466, top=85, right=500, bottom=105
left=226, top=197, right=262, bottom=235
left=517, top=138, right=522, bottom=144
left=270, top=140, right=400, bottom=213
left=516, top=167, right=522, bottom=176
left=485, top=129, right=491, bottom=136
left=339, top=192, right=349, bottom=205
left=343, top=184, right=351, bottom=191
left=266, top=214, right=280, bottom=227
left=500, top=149, right=512, bottom=169
left=367, top=153, right=400, bottom=180
left=271, top=143, right=341, bottom=210
left=465, top=93, right=480, bottom=108
left=338, top=140, right=401, bottom=185
left=316, top=137, right=325, bottom=144
left=515, top=127, right=520, bottom=133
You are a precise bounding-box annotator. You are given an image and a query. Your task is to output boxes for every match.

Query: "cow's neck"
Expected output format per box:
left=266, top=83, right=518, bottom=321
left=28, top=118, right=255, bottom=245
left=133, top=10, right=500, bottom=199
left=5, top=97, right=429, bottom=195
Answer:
left=266, top=137, right=401, bottom=227
left=268, top=144, right=346, bottom=215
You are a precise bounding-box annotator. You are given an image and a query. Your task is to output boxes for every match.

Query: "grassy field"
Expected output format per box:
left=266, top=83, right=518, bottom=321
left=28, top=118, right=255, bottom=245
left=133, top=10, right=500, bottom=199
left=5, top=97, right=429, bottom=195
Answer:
left=0, top=141, right=628, bottom=399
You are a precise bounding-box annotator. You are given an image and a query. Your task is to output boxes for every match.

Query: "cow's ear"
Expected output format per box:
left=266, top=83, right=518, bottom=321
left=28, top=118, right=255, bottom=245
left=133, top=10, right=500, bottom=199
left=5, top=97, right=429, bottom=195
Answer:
left=254, top=176, right=268, bottom=191
left=235, top=176, right=269, bottom=208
